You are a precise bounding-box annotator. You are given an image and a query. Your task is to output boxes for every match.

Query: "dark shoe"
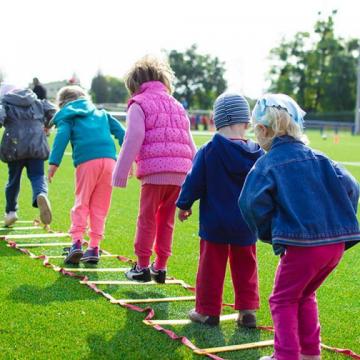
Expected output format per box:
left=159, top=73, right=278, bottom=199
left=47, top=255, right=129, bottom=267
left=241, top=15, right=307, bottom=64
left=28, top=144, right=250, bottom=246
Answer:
left=37, top=193, right=52, bottom=225
left=188, top=309, right=219, bottom=326
left=125, top=263, right=151, bottom=282
left=150, top=263, right=166, bottom=284
left=64, top=240, right=83, bottom=264
left=81, top=247, right=100, bottom=264
left=237, top=310, right=257, bottom=328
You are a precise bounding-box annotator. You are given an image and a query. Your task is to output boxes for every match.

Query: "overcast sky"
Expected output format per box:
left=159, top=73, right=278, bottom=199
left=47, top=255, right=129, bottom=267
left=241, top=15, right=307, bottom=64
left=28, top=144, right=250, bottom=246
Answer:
left=1, top=0, right=359, bottom=98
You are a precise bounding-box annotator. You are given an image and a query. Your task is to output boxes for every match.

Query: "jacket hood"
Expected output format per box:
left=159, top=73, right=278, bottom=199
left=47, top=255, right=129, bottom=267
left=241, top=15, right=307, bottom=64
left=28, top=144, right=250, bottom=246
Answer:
left=2, top=89, right=37, bottom=107
left=53, top=99, right=96, bottom=124
left=212, top=133, right=263, bottom=175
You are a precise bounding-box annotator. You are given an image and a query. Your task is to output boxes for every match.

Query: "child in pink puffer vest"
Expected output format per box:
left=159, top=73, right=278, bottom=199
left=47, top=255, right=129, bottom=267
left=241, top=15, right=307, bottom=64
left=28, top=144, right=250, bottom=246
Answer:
left=112, top=56, right=197, bottom=283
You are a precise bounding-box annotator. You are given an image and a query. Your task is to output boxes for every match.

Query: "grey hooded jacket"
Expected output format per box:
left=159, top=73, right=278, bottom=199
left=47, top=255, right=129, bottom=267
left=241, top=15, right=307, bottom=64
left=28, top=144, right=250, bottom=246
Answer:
left=0, top=89, right=56, bottom=162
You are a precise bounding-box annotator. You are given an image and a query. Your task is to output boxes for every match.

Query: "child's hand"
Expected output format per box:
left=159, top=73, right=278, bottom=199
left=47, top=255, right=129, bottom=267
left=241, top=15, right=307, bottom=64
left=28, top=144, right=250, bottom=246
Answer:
left=48, top=165, right=58, bottom=183
left=178, top=208, right=192, bottom=222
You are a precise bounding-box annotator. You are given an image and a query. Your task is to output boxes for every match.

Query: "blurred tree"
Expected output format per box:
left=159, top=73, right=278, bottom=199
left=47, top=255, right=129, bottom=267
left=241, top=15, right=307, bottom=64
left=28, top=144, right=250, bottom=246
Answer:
left=168, top=44, right=227, bottom=109
left=268, top=10, right=359, bottom=113
left=106, top=76, right=128, bottom=103
left=90, top=72, right=127, bottom=103
left=91, top=71, right=109, bottom=103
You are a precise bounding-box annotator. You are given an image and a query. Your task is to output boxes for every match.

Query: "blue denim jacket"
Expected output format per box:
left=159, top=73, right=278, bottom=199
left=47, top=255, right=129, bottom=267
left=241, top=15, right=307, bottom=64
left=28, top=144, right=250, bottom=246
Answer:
left=239, top=136, right=360, bottom=255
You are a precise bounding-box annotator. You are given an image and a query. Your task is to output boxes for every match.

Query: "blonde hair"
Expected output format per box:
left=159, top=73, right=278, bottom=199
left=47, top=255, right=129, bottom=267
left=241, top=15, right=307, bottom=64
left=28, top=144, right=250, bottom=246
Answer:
left=57, top=85, right=89, bottom=108
left=253, top=107, right=309, bottom=151
left=125, top=55, right=174, bottom=95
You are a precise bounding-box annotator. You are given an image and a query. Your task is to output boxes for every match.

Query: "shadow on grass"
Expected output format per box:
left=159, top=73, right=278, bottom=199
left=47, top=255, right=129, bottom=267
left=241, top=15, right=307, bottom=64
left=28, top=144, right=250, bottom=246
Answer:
left=82, top=309, right=184, bottom=360
left=8, top=274, right=99, bottom=305
left=0, top=241, right=22, bottom=257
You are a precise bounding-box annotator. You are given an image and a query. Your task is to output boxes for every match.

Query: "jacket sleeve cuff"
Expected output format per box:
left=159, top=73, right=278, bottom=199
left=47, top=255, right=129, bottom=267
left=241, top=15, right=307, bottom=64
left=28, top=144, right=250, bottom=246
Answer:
left=112, top=177, right=128, bottom=188
left=176, top=200, right=192, bottom=210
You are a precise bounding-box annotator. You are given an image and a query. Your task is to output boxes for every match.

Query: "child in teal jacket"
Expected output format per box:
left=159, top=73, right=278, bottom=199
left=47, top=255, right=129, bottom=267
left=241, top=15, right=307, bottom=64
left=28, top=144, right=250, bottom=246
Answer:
left=48, top=86, right=125, bottom=264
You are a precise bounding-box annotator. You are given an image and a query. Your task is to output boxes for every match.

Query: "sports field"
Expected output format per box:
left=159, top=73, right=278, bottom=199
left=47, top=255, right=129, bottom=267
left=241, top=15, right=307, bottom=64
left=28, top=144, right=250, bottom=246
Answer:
left=0, top=130, right=359, bottom=360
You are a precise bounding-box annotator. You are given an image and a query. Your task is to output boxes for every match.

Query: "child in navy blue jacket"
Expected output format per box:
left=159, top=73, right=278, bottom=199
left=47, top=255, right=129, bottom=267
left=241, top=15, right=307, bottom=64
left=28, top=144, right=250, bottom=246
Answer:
left=239, top=94, right=360, bottom=360
left=176, top=93, right=264, bottom=327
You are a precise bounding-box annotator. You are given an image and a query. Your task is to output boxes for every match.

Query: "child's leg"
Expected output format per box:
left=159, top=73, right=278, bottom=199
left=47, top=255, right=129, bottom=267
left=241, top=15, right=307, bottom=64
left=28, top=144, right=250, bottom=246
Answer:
left=70, top=160, right=99, bottom=243
left=269, top=244, right=344, bottom=360
left=25, top=159, right=48, bottom=207
left=5, top=161, right=24, bottom=213
left=88, top=159, right=115, bottom=248
left=195, top=239, right=228, bottom=316
left=153, top=185, right=180, bottom=269
left=134, top=184, right=162, bottom=268
left=298, top=243, right=344, bottom=358
left=229, top=244, right=259, bottom=311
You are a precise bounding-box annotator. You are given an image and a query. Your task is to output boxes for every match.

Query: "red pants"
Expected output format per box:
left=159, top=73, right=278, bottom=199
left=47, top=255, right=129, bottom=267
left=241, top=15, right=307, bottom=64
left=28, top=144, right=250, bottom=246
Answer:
left=135, top=184, right=180, bottom=269
left=270, top=244, right=344, bottom=360
left=195, top=239, right=259, bottom=316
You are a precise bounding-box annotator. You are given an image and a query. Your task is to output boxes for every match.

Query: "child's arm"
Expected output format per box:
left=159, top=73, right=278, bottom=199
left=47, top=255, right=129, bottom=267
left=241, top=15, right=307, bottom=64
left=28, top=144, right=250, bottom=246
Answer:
left=333, top=162, right=360, bottom=212
left=112, top=103, right=145, bottom=188
left=107, top=113, right=125, bottom=146
left=48, top=119, right=72, bottom=179
left=176, top=148, right=206, bottom=220
left=186, top=115, right=197, bottom=158
left=41, top=100, right=57, bottom=128
left=239, top=168, right=275, bottom=242
left=0, top=105, right=6, bottom=127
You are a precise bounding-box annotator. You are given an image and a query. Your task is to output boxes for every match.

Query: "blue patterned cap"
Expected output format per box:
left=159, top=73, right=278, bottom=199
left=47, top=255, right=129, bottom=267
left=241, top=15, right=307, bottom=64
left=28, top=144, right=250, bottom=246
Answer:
left=252, top=94, right=306, bottom=129
left=213, top=93, right=250, bottom=130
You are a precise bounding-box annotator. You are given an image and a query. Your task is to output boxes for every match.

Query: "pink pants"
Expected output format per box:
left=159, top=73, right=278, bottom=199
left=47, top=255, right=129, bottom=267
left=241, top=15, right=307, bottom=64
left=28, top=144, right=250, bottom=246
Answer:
left=196, top=239, right=259, bottom=316
left=270, top=243, right=345, bottom=360
left=135, top=184, right=180, bottom=269
left=70, top=158, right=115, bottom=248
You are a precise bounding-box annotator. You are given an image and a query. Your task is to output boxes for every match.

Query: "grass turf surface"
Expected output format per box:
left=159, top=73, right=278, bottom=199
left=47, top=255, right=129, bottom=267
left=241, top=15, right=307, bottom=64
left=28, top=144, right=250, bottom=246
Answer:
left=0, top=130, right=359, bottom=360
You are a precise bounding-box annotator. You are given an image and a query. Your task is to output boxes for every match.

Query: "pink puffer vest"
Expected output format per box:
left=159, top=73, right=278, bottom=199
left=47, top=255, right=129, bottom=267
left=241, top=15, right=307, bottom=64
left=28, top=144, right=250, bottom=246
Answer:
left=128, top=81, right=193, bottom=178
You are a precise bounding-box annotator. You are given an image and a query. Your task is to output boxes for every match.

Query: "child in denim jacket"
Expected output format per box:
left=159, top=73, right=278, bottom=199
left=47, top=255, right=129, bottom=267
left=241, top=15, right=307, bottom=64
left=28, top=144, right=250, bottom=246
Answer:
left=239, top=94, right=360, bottom=360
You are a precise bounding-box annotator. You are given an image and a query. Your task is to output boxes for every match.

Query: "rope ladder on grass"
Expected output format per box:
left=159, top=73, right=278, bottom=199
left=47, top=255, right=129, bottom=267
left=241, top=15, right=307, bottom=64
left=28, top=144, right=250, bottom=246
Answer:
left=1, top=222, right=360, bottom=360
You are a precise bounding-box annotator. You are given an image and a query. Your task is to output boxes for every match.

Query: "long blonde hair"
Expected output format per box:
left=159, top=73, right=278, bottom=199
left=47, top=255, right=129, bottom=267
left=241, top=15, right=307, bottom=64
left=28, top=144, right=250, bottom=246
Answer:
left=253, top=107, right=309, bottom=151
left=124, top=55, right=174, bottom=95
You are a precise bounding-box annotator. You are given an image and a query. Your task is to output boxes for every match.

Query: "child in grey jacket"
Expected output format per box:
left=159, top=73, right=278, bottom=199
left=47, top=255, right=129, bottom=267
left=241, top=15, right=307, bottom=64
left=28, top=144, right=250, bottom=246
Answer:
left=0, top=85, right=56, bottom=226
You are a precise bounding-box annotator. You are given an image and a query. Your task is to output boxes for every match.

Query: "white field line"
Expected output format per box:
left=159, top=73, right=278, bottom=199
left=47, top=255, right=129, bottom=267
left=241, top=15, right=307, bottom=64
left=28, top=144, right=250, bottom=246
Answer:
left=194, top=340, right=275, bottom=354
left=63, top=268, right=130, bottom=273
left=2, top=220, right=34, bottom=225
left=10, top=242, right=71, bottom=248
left=47, top=254, right=121, bottom=259
left=0, top=226, right=41, bottom=231
left=340, top=162, right=360, bottom=167
left=144, top=313, right=239, bottom=326
left=81, top=279, right=186, bottom=286
left=113, top=296, right=196, bottom=304
left=5, top=233, right=69, bottom=240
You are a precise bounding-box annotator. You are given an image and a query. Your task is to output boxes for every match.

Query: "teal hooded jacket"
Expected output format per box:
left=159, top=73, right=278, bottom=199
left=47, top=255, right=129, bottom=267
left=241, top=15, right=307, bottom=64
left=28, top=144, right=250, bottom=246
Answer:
left=49, top=99, right=125, bottom=167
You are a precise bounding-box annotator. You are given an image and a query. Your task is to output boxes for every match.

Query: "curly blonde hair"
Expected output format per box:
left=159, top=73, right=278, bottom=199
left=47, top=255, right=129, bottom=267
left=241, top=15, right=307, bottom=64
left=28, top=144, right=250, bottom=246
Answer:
left=57, top=85, right=89, bottom=108
left=125, top=55, right=174, bottom=95
left=253, top=107, right=309, bottom=151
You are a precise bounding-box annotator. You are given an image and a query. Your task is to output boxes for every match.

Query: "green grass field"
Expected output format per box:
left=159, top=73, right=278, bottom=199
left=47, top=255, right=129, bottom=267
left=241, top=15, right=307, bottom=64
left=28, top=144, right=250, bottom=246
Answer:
left=0, top=130, right=359, bottom=360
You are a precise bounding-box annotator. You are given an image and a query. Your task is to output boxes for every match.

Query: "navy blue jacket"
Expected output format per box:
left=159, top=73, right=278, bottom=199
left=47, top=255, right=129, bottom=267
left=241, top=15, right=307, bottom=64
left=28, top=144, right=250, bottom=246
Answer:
left=239, top=136, right=360, bottom=255
left=176, top=133, right=264, bottom=245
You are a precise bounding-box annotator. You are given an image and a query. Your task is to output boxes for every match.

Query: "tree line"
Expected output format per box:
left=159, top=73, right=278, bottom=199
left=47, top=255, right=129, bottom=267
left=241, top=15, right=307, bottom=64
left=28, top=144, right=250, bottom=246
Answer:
left=1, top=11, right=357, bottom=116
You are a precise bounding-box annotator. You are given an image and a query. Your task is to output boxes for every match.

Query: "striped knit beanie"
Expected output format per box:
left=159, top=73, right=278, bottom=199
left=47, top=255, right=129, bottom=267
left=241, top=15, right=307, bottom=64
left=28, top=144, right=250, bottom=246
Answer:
left=213, top=92, right=250, bottom=130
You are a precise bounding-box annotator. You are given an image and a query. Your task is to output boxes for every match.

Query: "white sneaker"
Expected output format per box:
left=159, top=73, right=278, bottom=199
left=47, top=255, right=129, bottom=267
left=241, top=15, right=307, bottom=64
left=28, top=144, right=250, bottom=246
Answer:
left=301, top=355, right=321, bottom=360
left=259, top=356, right=276, bottom=360
left=4, top=211, right=18, bottom=227
left=37, top=193, right=52, bottom=225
